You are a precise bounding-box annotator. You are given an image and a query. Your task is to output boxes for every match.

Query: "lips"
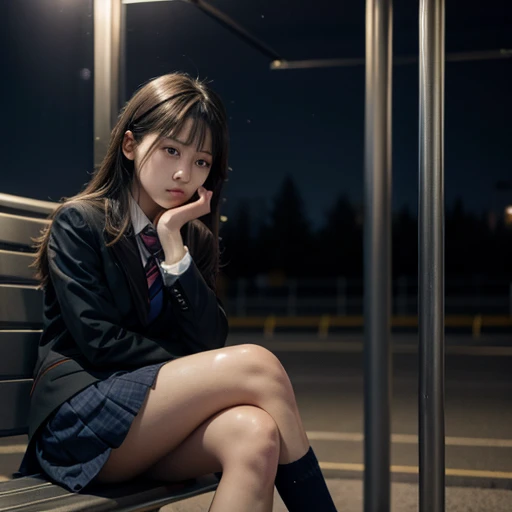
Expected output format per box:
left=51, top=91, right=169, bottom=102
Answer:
left=167, top=189, right=184, bottom=194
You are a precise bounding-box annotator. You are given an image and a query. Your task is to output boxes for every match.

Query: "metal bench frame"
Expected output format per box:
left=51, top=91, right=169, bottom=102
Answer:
left=0, top=193, right=218, bottom=511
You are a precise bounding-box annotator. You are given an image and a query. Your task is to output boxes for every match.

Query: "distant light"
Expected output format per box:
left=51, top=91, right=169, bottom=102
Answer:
left=80, top=68, right=91, bottom=80
left=220, top=215, right=228, bottom=223
left=505, top=206, right=512, bottom=226
left=272, top=60, right=283, bottom=68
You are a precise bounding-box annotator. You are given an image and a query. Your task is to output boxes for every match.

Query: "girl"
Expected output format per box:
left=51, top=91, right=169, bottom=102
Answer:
left=18, top=72, right=337, bottom=512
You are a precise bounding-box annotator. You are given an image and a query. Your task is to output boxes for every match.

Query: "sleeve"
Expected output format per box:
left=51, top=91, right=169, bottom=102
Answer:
left=162, top=223, right=229, bottom=353
left=159, top=247, right=192, bottom=286
left=48, top=205, right=189, bottom=369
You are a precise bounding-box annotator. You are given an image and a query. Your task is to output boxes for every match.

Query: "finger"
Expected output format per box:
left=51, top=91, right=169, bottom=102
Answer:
left=197, top=187, right=213, bottom=199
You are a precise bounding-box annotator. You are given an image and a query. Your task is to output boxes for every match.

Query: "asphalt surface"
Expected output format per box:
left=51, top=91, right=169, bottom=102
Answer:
left=163, top=480, right=512, bottom=512
left=1, top=333, right=511, bottom=510
left=240, top=334, right=512, bottom=488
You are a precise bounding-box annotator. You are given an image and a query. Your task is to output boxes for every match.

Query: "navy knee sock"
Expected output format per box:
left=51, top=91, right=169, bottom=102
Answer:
left=274, top=446, right=337, bottom=511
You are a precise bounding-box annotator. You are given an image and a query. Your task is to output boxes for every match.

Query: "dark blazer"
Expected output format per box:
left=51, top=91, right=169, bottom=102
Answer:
left=27, top=201, right=228, bottom=441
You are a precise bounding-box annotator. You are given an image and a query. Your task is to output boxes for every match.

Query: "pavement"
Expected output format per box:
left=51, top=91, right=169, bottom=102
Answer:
left=1, top=333, right=512, bottom=510
left=161, top=480, right=512, bottom=511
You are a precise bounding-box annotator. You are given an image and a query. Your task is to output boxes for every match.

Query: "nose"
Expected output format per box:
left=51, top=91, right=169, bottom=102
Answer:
left=173, top=166, right=191, bottom=183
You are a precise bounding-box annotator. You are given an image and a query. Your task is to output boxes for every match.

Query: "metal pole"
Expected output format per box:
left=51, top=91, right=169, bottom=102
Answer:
left=119, top=2, right=128, bottom=110
left=418, top=0, right=445, bottom=511
left=94, top=0, right=122, bottom=168
left=364, top=0, right=393, bottom=510
left=509, top=282, right=512, bottom=318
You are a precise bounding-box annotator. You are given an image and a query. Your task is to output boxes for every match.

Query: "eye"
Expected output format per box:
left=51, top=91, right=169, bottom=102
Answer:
left=197, top=159, right=212, bottom=169
left=165, top=147, right=179, bottom=156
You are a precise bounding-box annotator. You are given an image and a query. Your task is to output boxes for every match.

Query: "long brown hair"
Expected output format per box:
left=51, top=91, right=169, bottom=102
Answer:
left=33, top=72, right=229, bottom=290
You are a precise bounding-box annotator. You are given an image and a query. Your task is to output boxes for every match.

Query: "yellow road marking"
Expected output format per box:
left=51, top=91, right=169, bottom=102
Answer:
left=3, top=433, right=512, bottom=484
left=228, top=315, right=512, bottom=329
left=308, top=431, right=512, bottom=448
left=0, top=444, right=26, bottom=455
left=3, top=431, right=512, bottom=457
left=320, top=462, right=512, bottom=480
left=1, top=466, right=510, bottom=483
left=257, top=340, right=512, bottom=356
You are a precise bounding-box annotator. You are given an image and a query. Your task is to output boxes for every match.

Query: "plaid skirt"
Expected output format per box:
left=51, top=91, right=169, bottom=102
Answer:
left=33, top=361, right=167, bottom=493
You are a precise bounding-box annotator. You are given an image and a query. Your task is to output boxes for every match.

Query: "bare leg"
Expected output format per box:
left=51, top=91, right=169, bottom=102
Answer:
left=142, top=405, right=279, bottom=512
left=96, top=344, right=309, bottom=481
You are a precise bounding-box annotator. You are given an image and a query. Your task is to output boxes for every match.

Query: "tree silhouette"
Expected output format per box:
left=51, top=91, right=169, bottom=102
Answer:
left=317, top=194, right=362, bottom=277
left=393, top=205, right=417, bottom=278
left=220, top=201, right=254, bottom=277
left=446, top=197, right=485, bottom=277
left=262, top=174, right=313, bottom=277
left=220, top=188, right=512, bottom=282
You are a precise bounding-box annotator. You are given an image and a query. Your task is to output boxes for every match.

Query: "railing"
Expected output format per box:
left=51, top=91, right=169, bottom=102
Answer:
left=222, top=276, right=512, bottom=317
left=226, top=314, right=512, bottom=338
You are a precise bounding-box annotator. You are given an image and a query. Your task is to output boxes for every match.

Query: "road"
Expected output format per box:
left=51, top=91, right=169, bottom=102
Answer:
left=2, top=333, right=512, bottom=494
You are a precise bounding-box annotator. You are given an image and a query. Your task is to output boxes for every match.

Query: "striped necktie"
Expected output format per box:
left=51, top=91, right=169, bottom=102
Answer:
left=139, top=225, right=164, bottom=323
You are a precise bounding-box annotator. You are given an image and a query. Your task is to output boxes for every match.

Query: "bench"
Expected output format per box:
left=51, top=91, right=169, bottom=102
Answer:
left=0, top=192, right=218, bottom=511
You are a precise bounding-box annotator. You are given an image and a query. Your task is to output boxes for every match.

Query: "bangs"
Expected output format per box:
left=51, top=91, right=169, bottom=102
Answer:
left=159, top=100, right=216, bottom=154
left=170, top=115, right=210, bottom=153
left=135, top=88, right=227, bottom=174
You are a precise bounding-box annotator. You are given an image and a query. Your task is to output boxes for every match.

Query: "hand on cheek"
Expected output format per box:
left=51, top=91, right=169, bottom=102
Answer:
left=155, top=186, right=213, bottom=233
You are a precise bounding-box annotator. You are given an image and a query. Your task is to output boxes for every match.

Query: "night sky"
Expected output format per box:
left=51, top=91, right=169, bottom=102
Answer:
left=2, top=0, right=511, bottom=229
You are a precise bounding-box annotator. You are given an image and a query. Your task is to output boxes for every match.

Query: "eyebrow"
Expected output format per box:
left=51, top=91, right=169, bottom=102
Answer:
left=163, top=137, right=212, bottom=156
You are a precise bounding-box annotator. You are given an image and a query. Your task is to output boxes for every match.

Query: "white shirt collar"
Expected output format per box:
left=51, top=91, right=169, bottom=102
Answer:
left=128, top=193, right=153, bottom=236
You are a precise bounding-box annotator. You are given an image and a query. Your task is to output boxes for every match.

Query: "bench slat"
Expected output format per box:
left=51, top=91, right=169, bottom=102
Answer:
left=0, top=193, right=56, bottom=217
left=0, top=474, right=218, bottom=512
left=0, top=478, right=69, bottom=512
left=0, top=251, right=37, bottom=283
left=0, top=286, right=43, bottom=326
left=0, top=331, right=39, bottom=378
left=0, top=380, right=31, bottom=435
left=0, top=213, right=48, bottom=249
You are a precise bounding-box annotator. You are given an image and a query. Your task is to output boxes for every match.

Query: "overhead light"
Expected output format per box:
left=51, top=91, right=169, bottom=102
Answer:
left=505, top=206, right=512, bottom=226
left=123, top=0, right=177, bottom=4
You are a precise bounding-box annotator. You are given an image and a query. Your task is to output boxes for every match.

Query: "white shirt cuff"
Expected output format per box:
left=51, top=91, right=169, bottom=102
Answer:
left=159, top=247, right=191, bottom=286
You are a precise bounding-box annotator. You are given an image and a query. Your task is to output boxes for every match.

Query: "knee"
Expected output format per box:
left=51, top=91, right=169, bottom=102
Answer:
left=237, top=344, right=294, bottom=398
left=220, top=406, right=280, bottom=482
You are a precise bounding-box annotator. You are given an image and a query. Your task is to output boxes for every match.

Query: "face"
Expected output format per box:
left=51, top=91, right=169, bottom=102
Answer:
left=122, top=117, right=213, bottom=221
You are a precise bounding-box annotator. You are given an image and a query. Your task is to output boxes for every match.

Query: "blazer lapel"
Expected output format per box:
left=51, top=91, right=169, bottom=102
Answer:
left=109, top=232, right=149, bottom=326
